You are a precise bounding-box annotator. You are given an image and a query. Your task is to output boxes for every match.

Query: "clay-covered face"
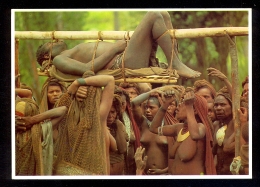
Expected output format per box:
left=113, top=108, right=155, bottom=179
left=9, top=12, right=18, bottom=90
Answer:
left=47, top=85, right=62, bottom=105
left=213, top=95, right=232, bottom=120
left=107, top=105, right=117, bottom=125
left=145, top=98, right=160, bottom=121
left=125, top=87, right=138, bottom=101
left=196, top=87, right=214, bottom=102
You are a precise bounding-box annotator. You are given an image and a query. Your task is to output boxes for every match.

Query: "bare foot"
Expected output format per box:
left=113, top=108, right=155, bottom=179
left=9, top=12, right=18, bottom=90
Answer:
left=170, top=56, right=201, bottom=78
left=170, top=40, right=201, bottom=78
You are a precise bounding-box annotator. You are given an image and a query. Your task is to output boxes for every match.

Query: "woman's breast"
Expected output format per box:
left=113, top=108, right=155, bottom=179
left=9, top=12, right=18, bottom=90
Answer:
left=140, top=128, right=168, bottom=146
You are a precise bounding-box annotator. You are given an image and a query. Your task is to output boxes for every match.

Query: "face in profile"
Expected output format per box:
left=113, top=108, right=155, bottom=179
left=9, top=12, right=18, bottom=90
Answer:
left=175, top=99, right=187, bottom=121
left=207, top=102, right=216, bottom=122
left=167, top=100, right=177, bottom=116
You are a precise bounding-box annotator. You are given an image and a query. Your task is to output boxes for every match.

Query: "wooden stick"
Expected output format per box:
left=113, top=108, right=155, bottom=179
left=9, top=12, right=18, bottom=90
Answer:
left=227, top=34, right=240, bottom=157
left=116, top=78, right=177, bottom=84
left=15, top=27, right=248, bottom=40
left=15, top=39, right=20, bottom=88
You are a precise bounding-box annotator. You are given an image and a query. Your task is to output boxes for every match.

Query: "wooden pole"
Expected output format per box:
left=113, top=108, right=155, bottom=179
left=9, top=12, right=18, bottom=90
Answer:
left=226, top=33, right=240, bottom=157
left=15, top=27, right=248, bottom=40
left=15, top=39, right=20, bottom=88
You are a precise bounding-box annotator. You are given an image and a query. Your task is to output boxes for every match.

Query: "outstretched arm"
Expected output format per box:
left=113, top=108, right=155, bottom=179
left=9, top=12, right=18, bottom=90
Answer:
left=15, top=88, right=33, bottom=99
left=184, top=91, right=206, bottom=140
left=207, top=67, right=232, bottom=95
left=15, top=106, right=67, bottom=132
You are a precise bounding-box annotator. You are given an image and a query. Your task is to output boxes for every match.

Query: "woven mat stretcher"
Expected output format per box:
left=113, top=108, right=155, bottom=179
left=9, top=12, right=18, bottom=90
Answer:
left=38, top=65, right=179, bottom=84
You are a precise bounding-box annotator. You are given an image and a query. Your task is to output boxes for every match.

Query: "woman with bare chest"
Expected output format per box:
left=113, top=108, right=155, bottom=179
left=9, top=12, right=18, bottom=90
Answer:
left=131, top=89, right=169, bottom=175
left=149, top=88, right=216, bottom=175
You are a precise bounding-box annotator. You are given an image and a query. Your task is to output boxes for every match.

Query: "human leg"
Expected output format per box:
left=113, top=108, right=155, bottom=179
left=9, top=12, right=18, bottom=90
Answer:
left=125, top=11, right=200, bottom=78
left=155, top=12, right=201, bottom=78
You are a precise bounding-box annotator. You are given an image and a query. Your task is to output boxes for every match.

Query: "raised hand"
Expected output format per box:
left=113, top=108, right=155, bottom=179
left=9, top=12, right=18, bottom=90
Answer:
left=238, top=107, right=248, bottom=124
left=67, top=80, right=80, bottom=98
left=207, top=67, right=227, bottom=81
left=156, top=88, right=175, bottom=107
left=134, top=146, right=148, bottom=172
left=183, top=91, right=195, bottom=106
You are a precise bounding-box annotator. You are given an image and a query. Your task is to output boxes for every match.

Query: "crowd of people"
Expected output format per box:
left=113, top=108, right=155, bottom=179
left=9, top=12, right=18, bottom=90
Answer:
left=14, top=11, right=249, bottom=176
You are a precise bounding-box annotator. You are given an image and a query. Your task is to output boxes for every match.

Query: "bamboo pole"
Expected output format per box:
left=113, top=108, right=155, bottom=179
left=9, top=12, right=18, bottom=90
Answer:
left=15, top=39, right=20, bottom=88
left=226, top=34, right=240, bottom=157
left=15, top=27, right=248, bottom=40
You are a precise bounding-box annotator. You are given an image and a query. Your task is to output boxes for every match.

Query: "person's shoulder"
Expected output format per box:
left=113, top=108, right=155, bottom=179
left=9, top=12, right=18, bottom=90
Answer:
left=116, top=119, right=124, bottom=126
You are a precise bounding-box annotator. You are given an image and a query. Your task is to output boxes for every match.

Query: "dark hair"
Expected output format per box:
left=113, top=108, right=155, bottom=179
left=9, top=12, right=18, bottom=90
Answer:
left=48, top=81, right=62, bottom=87
left=112, top=94, right=123, bottom=122
left=36, top=43, right=48, bottom=66
left=114, top=85, right=131, bottom=105
left=119, top=82, right=141, bottom=95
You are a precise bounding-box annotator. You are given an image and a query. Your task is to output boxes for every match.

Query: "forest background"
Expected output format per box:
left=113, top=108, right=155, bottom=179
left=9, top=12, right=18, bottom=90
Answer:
left=14, top=10, right=249, bottom=104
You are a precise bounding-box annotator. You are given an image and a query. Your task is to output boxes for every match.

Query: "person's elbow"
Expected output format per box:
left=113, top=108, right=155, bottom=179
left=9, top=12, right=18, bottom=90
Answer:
left=52, top=55, right=63, bottom=66
left=59, top=106, right=68, bottom=116
left=190, top=129, right=205, bottom=141
left=107, top=75, right=115, bottom=85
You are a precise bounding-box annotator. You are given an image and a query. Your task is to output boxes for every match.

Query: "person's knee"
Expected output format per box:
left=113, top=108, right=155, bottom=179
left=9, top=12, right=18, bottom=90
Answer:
left=159, top=11, right=171, bottom=21
left=146, top=11, right=163, bottom=21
